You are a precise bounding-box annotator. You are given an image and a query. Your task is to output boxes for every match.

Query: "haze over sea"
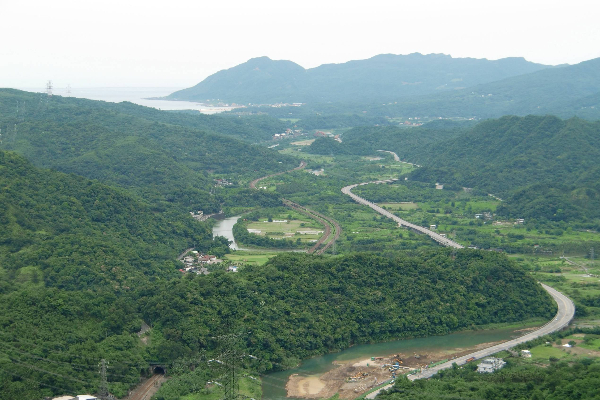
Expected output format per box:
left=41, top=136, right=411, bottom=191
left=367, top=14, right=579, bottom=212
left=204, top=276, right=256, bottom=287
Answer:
left=15, top=86, right=233, bottom=114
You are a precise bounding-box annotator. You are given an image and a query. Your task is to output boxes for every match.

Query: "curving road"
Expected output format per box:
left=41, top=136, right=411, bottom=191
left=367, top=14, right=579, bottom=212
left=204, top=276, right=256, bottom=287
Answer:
left=366, top=284, right=574, bottom=399
left=342, top=180, right=463, bottom=249
left=249, top=161, right=306, bottom=189
left=345, top=174, right=575, bottom=398
left=410, top=283, right=574, bottom=379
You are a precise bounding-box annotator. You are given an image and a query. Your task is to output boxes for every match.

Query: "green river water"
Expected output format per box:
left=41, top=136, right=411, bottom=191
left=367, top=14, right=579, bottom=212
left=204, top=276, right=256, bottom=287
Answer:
left=262, top=326, right=527, bottom=399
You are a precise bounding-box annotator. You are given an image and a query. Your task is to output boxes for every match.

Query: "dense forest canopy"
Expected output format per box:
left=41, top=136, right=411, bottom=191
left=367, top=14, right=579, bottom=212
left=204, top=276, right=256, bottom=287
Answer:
left=0, top=249, right=556, bottom=398
left=0, top=155, right=557, bottom=398
left=0, top=89, right=297, bottom=213
left=0, top=150, right=213, bottom=291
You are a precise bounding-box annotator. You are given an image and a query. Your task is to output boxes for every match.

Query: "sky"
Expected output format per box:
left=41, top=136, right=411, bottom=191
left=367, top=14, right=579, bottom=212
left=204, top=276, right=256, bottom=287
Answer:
left=1, top=0, right=599, bottom=89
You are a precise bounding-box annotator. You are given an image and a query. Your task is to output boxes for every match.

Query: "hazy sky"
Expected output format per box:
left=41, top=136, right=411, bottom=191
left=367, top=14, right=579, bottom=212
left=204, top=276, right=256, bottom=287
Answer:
left=2, top=0, right=599, bottom=89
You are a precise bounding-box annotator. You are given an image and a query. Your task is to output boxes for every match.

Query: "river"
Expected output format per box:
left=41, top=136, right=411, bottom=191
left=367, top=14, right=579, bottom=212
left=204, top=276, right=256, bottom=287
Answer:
left=212, top=215, right=243, bottom=250
left=262, top=327, right=526, bottom=399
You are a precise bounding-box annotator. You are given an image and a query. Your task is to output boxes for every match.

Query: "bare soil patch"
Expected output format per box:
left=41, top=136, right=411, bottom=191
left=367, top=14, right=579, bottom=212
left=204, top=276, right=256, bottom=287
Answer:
left=286, top=340, right=505, bottom=399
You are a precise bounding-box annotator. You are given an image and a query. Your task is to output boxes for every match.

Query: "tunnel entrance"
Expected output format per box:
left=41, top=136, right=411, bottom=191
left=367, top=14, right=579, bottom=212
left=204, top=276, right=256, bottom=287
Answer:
left=153, top=366, right=165, bottom=375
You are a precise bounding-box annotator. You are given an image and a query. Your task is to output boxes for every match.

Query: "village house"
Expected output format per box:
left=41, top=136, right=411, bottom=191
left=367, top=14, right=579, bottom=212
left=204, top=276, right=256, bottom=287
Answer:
left=476, top=358, right=506, bottom=373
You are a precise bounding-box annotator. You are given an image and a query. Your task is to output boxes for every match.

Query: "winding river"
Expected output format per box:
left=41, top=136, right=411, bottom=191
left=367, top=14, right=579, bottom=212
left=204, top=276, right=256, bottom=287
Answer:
left=212, top=215, right=243, bottom=250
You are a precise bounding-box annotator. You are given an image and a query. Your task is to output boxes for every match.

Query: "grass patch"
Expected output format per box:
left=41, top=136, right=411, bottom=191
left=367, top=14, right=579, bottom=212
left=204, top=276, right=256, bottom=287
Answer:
left=224, top=252, right=278, bottom=266
left=379, top=202, right=419, bottom=211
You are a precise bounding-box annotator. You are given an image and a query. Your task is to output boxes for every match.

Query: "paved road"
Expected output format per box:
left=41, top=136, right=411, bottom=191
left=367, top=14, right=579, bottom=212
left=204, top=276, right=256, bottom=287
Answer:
left=366, top=283, right=574, bottom=398
left=249, top=161, right=306, bottom=189
left=344, top=177, right=575, bottom=398
left=376, top=150, right=421, bottom=167
left=342, top=181, right=463, bottom=249
left=411, top=283, right=574, bottom=379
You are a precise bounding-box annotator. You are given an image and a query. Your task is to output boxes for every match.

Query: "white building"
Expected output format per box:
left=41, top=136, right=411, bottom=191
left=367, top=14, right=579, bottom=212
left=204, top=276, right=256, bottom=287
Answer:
left=521, top=350, right=532, bottom=358
left=476, top=358, right=506, bottom=373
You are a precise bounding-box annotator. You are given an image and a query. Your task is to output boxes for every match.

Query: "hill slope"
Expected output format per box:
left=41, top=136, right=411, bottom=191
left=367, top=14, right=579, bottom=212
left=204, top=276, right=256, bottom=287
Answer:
left=0, top=89, right=297, bottom=212
left=336, top=115, right=600, bottom=222
left=168, top=53, right=549, bottom=104
left=0, top=150, right=212, bottom=291
left=0, top=150, right=557, bottom=400
left=368, top=57, right=600, bottom=119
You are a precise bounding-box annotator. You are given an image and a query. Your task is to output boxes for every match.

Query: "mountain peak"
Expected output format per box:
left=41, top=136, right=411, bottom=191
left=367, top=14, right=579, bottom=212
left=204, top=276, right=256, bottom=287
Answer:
left=168, top=53, right=552, bottom=103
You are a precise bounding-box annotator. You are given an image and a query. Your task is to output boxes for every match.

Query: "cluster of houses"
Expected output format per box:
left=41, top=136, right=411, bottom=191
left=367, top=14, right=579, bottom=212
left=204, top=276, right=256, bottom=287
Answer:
left=190, top=210, right=206, bottom=222
left=474, top=212, right=493, bottom=220
left=314, top=131, right=342, bottom=142
left=180, top=251, right=222, bottom=275
left=273, top=128, right=304, bottom=140
left=51, top=396, right=97, bottom=400
left=402, top=118, right=424, bottom=126
left=214, top=178, right=234, bottom=187
left=190, top=210, right=223, bottom=222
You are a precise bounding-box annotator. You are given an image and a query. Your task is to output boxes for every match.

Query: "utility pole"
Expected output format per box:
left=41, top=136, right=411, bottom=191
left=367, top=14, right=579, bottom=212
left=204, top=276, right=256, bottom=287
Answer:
left=591, top=248, right=595, bottom=265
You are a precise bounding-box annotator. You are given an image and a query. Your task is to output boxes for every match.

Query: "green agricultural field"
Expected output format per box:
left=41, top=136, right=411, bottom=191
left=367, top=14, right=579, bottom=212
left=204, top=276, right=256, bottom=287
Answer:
left=527, top=343, right=573, bottom=362
left=290, top=139, right=315, bottom=146
left=246, top=218, right=324, bottom=243
left=224, top=251, right=278, bottom=266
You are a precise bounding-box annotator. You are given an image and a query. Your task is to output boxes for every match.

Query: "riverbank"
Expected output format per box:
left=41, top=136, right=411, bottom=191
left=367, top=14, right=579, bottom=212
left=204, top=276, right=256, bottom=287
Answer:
left=274, top=317, right=548, bottom=400
left=285, top=338, right=506, bottom=399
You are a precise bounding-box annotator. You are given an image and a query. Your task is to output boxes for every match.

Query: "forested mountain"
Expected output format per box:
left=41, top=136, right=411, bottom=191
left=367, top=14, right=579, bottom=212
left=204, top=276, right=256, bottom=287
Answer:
left=101, top=100, right=288, bottom=142
left=408, top=116, right=600, bottom=194
left=0, top=150, right=213, bottom=398
left=0, top=89, right=297, bottom=212
left=168, top=53, right=549, bottom=104
left=0, top=228, right=556, bottom=399
left=366, top=57, right=600, bottom=119
left=321, top=122, right=470, bottom=155
left=338, top=116, right=600, bottom=222
left=0, top=150, right=212, bottom=292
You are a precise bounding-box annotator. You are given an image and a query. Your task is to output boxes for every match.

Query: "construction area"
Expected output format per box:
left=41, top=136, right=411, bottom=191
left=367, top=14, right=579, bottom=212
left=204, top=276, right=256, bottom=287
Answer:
left=286, top=353, right=429, bottom=399
left=285, top=339, right=507, bottom=399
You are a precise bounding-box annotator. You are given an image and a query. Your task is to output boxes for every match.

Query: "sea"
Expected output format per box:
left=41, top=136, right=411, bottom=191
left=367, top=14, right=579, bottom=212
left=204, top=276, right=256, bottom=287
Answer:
left=14, top=86, right=235, bottom=114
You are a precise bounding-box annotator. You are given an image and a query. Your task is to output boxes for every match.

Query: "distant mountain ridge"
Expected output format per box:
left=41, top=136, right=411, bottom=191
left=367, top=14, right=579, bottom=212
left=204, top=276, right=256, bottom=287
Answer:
left=368, top=57, right=600, bottom=119
left=168, top=53, right=550, bottom=104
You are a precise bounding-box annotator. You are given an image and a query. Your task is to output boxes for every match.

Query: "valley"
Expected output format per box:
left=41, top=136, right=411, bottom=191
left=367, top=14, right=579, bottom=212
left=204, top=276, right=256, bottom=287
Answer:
left=0, top=59, right=599, bottom=400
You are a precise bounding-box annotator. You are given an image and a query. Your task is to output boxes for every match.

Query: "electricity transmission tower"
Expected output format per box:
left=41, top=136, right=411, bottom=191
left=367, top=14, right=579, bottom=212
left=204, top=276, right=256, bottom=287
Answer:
left=98, top=359, right=115, bottom=400
left=46, top=80, right=53, bottom=97
left=212, top=332, right=243, bottom=400
left=210, top=328, right=256, bottom=400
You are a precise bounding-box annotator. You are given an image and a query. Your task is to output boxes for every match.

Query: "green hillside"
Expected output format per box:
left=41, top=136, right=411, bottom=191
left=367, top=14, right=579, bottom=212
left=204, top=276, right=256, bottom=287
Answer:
left=168, top=53, right=549, bottom=104
left=408, top=116, right=600, bottom=194
left=0, top=150, right=212, bottom=291
left=0, top=150, right=558, bottom=400
left=0, top=89, right=297, bottom=212
left=363, top=57, right=600, bottom=119
left=337, top=116, right=600, bottom=222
